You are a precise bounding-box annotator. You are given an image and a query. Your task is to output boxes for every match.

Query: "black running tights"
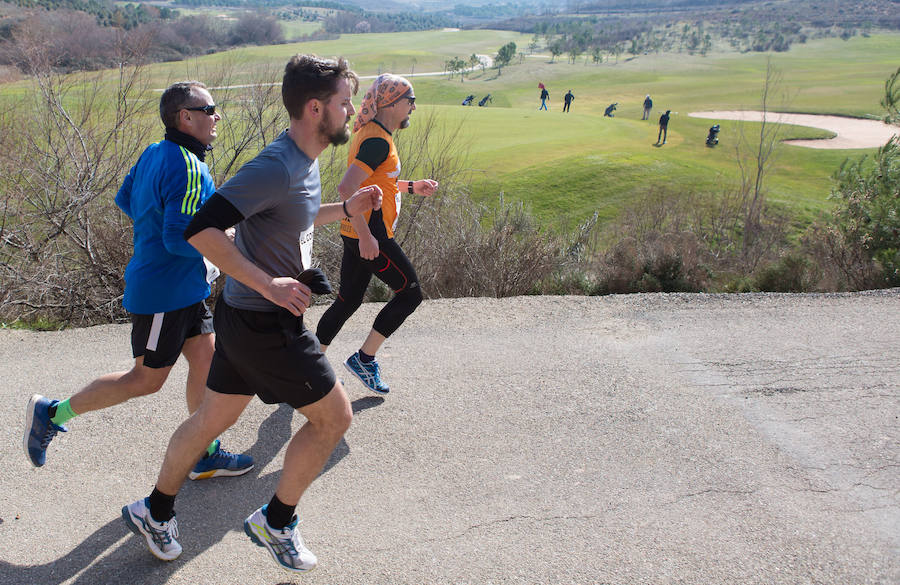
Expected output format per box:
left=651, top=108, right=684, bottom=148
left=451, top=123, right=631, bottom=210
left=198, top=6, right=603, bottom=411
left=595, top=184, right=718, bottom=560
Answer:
left=316, top=236, right=422, bottom=346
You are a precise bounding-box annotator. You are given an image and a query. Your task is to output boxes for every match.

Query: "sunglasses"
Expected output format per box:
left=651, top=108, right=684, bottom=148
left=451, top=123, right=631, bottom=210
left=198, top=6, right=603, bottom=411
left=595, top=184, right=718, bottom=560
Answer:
left=184, top=104, right=217, bottom=116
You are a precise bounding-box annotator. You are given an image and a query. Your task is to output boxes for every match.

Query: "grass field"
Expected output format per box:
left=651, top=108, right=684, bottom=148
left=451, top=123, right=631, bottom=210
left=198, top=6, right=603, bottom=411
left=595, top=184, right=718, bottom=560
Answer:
left=4, top=29, right=898, bottom=233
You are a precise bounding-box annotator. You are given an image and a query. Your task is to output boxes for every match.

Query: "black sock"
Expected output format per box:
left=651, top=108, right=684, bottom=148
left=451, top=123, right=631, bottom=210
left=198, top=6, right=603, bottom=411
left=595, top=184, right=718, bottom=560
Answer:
left=266, top=494, right=296, bottom=530
left=358, top=349, right=375, bottom=363
left=148, top=487, right=176, bottom=523
left=48, top=404, right=57, bottom=418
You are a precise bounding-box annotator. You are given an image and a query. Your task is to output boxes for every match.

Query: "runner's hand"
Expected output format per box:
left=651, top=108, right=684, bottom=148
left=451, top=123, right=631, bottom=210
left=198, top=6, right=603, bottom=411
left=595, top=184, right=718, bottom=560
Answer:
left=347, top=185, right=382, bottom=217
left=265, top=277, right=311, bottom=316
left=413, top=179, right=438, bottom=197
left=358, top=234, right=379, bottom=260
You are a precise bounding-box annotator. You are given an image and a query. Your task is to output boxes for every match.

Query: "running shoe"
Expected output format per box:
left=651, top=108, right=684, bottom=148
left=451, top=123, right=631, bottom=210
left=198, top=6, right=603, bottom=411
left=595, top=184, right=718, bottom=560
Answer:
left=24, top=394, right=67, bottom=467
left=244, top=506, right=317, bottom=573
left=121, top=497, right=182, bottom=561
left=189, top=439, right=254, bottom=480
left=344, top=352, right=390, bottom=395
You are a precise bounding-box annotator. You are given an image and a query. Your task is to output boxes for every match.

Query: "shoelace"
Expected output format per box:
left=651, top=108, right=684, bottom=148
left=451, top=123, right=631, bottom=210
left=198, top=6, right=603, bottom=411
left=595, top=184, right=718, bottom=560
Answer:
left=210, top=448, right=239, bottom=465
left=150, top=517, right=179, bottom=547
left=40, top=424, right=66, bottom=448
left=268, top=528, right=300, bottom=560
left=356, top=358, right=381, bottom=382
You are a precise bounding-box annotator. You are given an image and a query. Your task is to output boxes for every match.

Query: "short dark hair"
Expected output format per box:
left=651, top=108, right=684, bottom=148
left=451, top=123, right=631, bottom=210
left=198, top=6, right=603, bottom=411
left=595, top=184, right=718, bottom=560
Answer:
left=282, top=55, right=359, bottom=120
left=159, top=81, right=207, bottom=128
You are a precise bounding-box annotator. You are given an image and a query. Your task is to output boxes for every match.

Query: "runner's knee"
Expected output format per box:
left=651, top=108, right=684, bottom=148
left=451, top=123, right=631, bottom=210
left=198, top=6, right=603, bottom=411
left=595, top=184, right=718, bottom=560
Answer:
left=398, top=283, right=423, bottom=311
left=127, top=365, right=169, bottom=396
left=308, top=388, right=353, bottom=437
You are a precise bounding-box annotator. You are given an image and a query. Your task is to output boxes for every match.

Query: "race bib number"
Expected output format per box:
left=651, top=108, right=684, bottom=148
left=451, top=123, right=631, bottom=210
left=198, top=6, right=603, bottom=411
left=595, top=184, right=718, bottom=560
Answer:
left=203, top=257, right=220, bottom=283
left=299, top=226, right=314, bottom=270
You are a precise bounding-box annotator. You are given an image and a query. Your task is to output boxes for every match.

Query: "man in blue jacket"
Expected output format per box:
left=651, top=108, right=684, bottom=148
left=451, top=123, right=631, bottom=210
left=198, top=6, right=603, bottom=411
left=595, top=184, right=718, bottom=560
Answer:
left=23, top=82, right=253, bottom=480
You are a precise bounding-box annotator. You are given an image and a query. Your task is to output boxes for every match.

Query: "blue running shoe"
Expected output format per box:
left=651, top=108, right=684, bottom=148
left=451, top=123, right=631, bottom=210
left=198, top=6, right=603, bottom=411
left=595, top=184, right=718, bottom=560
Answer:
left=189, top=439, right=254, bottom=480
left=344, top=352, right=390, bottom=395
left=244, top=506, right=317, bottom=573
left=24, top=394, right=67, bottom=467
left=122, top=497, right=182, bottom=561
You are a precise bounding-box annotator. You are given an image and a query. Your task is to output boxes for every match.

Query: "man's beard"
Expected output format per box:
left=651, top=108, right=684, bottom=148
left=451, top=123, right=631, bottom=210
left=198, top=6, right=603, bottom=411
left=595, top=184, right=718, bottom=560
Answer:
left=320, top=111, right=351, bottom=146
left=399, top=117, right=411, bottom=130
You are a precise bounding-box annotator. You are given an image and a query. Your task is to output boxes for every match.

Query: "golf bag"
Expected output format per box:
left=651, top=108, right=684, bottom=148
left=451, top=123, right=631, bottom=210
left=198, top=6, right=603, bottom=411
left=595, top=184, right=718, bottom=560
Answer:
left=462, top=95, right=474, bottom=106
left=604, top=103, right=617, bottom=117
left=479, top=94, right=493, bottom=107
left=706, top=124, right=720, bottom=147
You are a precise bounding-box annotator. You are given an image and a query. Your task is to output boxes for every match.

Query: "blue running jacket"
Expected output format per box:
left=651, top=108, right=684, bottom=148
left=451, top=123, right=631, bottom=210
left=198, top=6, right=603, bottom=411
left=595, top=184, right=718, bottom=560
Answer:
left=115, top=139, right=215, bottom=314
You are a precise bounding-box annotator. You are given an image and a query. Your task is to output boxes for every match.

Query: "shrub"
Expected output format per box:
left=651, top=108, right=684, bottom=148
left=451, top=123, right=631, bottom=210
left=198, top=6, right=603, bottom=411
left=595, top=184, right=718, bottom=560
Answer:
left=817, top=136, right=900, bottom=288
left=593, top=232, right=710, bottom=294
left=752, top=253, right=820, bottom=292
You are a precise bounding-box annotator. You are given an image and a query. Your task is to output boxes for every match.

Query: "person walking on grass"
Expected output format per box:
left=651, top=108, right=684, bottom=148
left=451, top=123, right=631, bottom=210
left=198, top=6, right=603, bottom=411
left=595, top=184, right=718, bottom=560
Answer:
left=657, top=109, right=671, bottom=144
left=24, top=81, right=252, bottom=480
left=315, top=74, right=438, bottom=395
left=563, top=89, right=575, bottom=113
left=539, top=84, right=550, bottom=110
left=121, top=54, right=383, bottom=574
left=642, top=94, right=653, bottom=120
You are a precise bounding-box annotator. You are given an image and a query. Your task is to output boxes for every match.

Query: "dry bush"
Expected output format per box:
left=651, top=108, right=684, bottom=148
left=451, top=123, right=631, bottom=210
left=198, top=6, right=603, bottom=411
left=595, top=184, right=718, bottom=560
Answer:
left=412, top=193, right=561, bottom=298
left=592, top=231, right=710, bottom=294
left=0, top=65, right=20, bottom=83
left=566, top=184, right=793, bottom=294
left=0, top=58, right=292, bottom=326
left=0, top=60, right=157, bottom=325
left=802, top=222, right=887, bottom=291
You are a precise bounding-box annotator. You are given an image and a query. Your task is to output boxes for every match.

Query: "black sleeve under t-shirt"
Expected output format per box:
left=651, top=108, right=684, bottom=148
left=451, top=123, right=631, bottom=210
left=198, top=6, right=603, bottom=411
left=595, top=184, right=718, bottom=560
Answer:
left=355, top=137, right=390, bottom=172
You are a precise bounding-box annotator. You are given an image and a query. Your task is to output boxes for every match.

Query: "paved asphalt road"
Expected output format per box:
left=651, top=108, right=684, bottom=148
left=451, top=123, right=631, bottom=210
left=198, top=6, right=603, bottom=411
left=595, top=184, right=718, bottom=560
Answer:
left=1, top=292, right=897, bottom=585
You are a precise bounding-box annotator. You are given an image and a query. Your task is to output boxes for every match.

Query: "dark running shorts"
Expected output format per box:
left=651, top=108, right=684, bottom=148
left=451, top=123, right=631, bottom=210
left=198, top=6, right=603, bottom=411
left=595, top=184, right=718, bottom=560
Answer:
left=130, top=300, right=214, bottom=369
left=207, top=298, right=336, bottom=409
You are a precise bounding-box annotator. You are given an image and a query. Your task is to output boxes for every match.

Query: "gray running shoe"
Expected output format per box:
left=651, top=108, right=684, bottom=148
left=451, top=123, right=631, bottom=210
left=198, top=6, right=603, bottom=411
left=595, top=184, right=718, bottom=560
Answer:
left=244, top=506, right=317, bottom=573
left=122, top=497, right=182, bottom=561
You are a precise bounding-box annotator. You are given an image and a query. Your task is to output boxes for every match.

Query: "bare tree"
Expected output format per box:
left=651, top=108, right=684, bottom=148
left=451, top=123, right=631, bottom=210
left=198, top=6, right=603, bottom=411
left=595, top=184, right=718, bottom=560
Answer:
left=0, top=50, right=291, bottom=325
left=733, top=58, right=789, bottom=269
left=1, top=39, right=157, bottom=324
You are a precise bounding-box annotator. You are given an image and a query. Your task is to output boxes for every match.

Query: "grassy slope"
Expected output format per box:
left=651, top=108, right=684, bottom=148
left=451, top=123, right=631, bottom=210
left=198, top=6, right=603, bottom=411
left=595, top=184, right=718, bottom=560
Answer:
left=409, top=34, right=899, bottom=231
left=2, top=30, right=896, bottom=233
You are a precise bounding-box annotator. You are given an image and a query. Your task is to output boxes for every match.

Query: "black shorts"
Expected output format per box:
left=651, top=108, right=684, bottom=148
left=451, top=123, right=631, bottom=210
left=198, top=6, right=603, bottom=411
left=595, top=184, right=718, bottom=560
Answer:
left=130, top=300, right=214, bottom=369
left=207, top=298, right=336, bottom=409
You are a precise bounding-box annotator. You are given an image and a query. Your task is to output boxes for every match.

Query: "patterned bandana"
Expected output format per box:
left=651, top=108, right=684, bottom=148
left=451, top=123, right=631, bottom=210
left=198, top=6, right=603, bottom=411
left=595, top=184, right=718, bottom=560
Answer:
left=353, top=74, right=413, bottom=132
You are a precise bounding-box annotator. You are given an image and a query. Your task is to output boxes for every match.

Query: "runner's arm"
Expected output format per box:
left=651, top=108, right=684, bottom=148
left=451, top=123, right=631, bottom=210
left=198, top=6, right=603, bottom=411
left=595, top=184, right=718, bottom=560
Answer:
left=114, top=165, right=136, bottom=220
left=336, top=164, right=380, bottom=259
left=402, top=179, right=439, bottom=197
left=316, top=184, right=383, bottom=227
left=336, top=164, right=377, bottom=235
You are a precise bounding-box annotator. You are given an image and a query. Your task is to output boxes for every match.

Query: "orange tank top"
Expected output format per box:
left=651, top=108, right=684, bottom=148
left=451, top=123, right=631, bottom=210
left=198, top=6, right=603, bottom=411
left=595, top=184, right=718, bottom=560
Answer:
left=340, top=121, right=401, bottom=240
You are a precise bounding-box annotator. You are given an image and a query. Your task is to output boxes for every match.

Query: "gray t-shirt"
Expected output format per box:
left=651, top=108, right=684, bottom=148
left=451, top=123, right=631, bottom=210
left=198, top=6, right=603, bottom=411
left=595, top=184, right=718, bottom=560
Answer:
left=218, top=131, right=320, bottom=311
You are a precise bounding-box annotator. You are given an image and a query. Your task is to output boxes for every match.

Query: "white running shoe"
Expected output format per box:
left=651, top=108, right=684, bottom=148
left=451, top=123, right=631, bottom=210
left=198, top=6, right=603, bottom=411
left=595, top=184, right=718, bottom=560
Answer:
left=243, top=506, right=317, bottom=573
left=121, top=497, right=182, bottom=561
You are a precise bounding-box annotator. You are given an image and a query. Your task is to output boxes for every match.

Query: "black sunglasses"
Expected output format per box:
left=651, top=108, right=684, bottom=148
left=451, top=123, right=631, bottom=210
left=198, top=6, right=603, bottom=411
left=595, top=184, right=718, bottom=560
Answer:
left=184, top=104, right=217, bottom=115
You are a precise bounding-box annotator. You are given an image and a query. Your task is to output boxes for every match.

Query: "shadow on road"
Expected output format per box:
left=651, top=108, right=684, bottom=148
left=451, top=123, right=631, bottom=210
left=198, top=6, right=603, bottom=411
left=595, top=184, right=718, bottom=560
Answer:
left=0, top=396, right=383, bottom=585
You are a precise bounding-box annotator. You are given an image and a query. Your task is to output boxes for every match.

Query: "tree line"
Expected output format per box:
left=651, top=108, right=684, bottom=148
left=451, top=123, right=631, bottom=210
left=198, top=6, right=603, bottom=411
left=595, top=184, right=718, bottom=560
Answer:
left=0, top=8, right=287, bottom=72
left=490, top=0, right=900, bottom=57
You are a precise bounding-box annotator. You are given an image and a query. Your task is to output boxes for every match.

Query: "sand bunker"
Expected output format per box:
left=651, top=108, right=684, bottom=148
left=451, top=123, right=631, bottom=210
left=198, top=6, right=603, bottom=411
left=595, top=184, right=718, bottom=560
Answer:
left=689, top=111, right=899, bottom=149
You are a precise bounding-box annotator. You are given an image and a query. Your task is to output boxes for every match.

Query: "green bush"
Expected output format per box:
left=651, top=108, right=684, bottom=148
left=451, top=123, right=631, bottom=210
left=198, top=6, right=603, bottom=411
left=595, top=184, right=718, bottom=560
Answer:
left=825, top=135, right=900, bottom=287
